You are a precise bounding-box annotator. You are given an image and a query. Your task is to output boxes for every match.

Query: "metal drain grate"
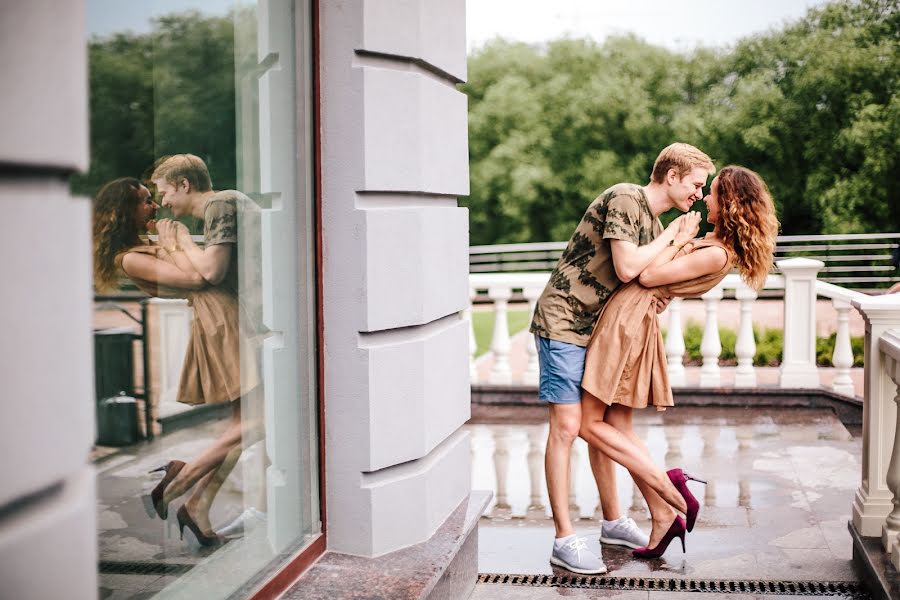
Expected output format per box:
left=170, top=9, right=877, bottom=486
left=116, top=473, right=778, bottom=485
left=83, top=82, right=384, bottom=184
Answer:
left=99, top=561, right=195, bottom=576
left=478, top=573, right=870, bottom=597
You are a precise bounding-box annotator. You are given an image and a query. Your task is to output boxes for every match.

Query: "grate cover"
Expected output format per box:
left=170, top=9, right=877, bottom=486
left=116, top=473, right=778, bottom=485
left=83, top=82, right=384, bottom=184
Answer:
left=478, top=573, right=870, bottom=597
left=99, top=560, right=195, bottom=576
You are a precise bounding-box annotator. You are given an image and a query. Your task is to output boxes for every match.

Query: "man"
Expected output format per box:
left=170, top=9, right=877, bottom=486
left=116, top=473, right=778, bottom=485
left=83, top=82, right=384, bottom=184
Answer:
left=530, top=143, right=715, bottom=574
left=151, top=153, right=266, bottom=539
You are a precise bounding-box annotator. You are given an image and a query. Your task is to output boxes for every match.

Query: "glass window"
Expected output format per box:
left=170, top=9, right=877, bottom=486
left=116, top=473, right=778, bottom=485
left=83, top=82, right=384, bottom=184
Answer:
left=78, top=1, right=319, bottom=597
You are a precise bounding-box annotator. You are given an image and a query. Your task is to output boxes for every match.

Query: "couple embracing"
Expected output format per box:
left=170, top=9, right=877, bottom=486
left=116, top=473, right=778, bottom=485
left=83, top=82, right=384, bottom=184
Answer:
left=530, top=143, right=779, bottom=573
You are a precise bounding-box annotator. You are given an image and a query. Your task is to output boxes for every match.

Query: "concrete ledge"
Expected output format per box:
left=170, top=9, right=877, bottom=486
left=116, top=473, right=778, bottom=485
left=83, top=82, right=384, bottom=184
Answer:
left=472, top=384, right=863, bottom=427
left=850, top=520, right=900, bottom=600
left=283, top=491, right=491, bottom=600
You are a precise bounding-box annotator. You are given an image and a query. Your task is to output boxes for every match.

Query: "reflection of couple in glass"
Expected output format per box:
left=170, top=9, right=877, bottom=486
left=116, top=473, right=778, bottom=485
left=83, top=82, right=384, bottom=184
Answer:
left=92, top=154, right=265, bottom=547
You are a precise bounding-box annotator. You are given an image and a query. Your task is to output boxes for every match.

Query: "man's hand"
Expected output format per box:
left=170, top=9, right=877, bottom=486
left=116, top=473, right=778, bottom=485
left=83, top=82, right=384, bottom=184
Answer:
left=155, top=218, right=178, bottom=250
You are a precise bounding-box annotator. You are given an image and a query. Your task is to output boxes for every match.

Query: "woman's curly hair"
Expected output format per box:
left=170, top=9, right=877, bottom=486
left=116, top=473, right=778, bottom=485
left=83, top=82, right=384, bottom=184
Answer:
left=93, top=177, right=145, bottom=292
left=714, top=166, right=780, bottom=290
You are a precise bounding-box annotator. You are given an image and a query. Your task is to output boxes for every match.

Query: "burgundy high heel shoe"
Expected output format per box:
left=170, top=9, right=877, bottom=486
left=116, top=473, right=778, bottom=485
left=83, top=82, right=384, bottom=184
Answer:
left=141, top=460, right=185, bottom=520
left=667, top=468, right=706, bottom=532
left=176, top=505, right=223, bottom=548
left=633, top=515, right=686, bottom=559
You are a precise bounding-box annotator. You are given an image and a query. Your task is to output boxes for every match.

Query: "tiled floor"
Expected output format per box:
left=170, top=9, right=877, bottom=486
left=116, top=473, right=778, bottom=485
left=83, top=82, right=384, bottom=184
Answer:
left=470, top=407, right=865, bottom=598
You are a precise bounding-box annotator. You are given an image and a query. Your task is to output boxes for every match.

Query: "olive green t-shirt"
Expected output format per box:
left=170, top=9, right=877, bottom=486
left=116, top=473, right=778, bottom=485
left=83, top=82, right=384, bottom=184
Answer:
left=529, top=183, right=663, bottom=346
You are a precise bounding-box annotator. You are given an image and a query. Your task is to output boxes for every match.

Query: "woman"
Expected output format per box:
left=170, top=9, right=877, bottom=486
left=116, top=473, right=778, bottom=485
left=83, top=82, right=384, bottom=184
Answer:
left=580, top=166, right=779, bottom=557
left=93, top=177, right=254, bottom=547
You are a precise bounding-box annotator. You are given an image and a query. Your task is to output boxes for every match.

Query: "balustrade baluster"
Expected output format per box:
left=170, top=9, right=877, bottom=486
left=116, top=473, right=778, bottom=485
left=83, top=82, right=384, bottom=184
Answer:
left=522, top=286, right=542, bottom=386
left=831, top=298, right=855, bottom=397
left=665, top=298, right=686, bottom=387
left=699, top=285, right=723, bottom=387
left=734, top=284, right=758, bottom=387
left=569, top=440, right=581, bottom=515
left=466, top=287, right=478, bottom=384
left=487, top=285, right=513, bottom=384
left=882, top=354, right=900, bottom=554
left=665, top=425, right=683, bottom=463
left=493, top=427, right=511, bottom=511
left=526, top=426, right=545, bottom=512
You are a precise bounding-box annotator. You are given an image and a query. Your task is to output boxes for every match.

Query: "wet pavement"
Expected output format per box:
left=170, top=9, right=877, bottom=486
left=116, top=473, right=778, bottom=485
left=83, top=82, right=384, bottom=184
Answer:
left=95, top=417, right=286, bottom=599
left=469, top=407, right=866, bottom=598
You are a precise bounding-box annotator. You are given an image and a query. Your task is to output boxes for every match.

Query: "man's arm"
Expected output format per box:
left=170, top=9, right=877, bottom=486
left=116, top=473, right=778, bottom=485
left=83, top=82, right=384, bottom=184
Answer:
left=178, top=229, right=231, bottom=285
left=159, top=219, right=232, bottom=285
left=609, top=217, right=682, bottom=283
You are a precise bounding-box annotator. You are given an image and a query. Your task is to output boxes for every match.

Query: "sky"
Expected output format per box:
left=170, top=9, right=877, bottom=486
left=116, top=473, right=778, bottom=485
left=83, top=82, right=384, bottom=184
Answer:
left=467, top=0, right=830, bottom=53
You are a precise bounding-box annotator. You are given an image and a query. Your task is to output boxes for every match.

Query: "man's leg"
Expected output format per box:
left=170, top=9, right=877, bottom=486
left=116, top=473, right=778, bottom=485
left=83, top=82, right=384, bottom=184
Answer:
left=546, top=403, right=581, bottom=538
left=536, top=335, right=605, bottom=574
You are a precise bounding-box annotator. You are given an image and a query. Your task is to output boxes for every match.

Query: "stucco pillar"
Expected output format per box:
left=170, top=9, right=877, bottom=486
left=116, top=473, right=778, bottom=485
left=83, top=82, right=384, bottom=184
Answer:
left=778, top=258, right=823, bottom=388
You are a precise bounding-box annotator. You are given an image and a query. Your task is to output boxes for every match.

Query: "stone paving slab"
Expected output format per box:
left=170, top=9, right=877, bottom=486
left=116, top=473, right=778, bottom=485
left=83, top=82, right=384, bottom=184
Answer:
left=473, top=408, right=862, bottom=588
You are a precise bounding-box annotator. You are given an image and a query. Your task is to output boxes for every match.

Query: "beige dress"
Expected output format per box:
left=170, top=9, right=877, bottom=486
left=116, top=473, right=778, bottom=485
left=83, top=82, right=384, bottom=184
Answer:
left=582, top=237, right=734, bottom=411
left=118, top=244, right=260, bottom=406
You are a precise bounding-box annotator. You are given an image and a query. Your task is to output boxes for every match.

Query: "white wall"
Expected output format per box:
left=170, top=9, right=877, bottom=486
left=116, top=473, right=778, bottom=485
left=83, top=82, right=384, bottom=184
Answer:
left=320, top=0, right=472, bottom=556
left=0, top=1, right=97, bottom=598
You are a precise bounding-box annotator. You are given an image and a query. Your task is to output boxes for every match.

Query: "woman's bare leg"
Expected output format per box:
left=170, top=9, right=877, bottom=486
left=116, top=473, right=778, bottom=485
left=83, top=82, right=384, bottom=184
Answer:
left=604, top=404, right=677, bottom=548
left=587, top=446, right=621, bottom=520
left=183, top=444, right=243, bottom=532
left=162, top=402, right=244, bottom=506
left=579, top=392, right=686, bottom=515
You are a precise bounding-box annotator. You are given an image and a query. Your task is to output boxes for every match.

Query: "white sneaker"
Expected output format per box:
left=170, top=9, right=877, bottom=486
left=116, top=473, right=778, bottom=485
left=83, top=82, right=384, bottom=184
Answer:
left=600, top=516, right=650, bottom=549
left=215, top=507, right=267, bottom=538
left=550, top=536, right=607, bottom=575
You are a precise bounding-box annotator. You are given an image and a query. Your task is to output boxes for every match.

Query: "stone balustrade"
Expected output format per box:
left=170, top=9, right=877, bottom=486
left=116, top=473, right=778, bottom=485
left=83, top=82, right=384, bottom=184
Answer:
left=470, top=258, right=869, bottom=396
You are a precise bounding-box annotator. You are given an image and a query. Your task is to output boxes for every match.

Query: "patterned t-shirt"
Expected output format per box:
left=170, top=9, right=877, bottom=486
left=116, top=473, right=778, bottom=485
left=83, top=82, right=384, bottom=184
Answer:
left=529, top=183, right=663, bottom=346
left=203, top=190, right=263, bottom=330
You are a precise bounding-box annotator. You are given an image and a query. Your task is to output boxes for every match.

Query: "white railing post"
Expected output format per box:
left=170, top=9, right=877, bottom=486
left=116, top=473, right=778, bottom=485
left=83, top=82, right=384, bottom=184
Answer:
left=851, top=295, right=900, bottom=536
left=882, top=346, right=900, bottom=553
left=492, top=427, right=511, bottom=510
left=699, top=285, right=724, bottom=387
left=734, top=283, right=758, bottom=387
left=487, top=284, right=513, bottom=385
left=665, top=298, right=686, bottom=387
left=778, top=258, right=823, bottom=388
left=831, top=297, right=855, bottom=397
left=522, top=285, right=543, bottom=386
left=466, top=286, right=478, bottom=384
left=526, top=426, right=545, bottom=512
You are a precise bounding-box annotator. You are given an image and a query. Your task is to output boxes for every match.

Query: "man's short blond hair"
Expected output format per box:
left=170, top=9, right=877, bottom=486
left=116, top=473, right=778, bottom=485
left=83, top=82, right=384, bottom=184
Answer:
left=150, top=154, right=212, bottom=192
left=650, top=143, right=715, bottom=184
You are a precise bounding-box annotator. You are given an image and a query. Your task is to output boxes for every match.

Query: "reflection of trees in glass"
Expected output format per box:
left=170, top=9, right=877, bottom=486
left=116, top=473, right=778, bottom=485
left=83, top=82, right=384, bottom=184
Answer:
left=72, top=10, right=238, bottom=215
left=463, top=0, right=899, bottom=244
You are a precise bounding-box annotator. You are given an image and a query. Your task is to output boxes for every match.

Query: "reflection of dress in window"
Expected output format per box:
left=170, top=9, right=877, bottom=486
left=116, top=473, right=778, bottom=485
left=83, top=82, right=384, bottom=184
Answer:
left=119, top=192, right=261, bottom=405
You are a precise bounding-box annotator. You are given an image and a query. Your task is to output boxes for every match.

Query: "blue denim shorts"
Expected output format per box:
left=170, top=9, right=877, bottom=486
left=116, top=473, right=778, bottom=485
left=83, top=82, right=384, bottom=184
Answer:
left=535, top=335, right=586, bottom=404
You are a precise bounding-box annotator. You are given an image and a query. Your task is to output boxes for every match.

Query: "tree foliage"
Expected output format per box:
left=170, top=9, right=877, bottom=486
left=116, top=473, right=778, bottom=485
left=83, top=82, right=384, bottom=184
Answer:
left=71, top=10, right=237, bottom=201
left=463, top=0, right=899, bottom=245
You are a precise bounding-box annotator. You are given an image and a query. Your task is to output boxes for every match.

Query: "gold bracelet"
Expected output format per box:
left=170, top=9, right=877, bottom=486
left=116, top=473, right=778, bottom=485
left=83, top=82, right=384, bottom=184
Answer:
left=168, top=242, right=182, bottom=253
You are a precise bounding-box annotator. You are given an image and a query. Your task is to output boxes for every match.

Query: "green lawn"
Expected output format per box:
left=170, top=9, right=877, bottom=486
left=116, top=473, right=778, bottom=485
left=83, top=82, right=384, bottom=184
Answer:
left=471, top=308, right=531, bottom=357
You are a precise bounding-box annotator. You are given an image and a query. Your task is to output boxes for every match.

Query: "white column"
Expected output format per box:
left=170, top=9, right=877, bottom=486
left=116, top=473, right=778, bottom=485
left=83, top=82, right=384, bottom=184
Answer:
left=778, top=258, right=823, bottom=388
left=149, top=299, right=192, bottom=412
left=665, top=298, right=686, bottom=387
left=699, top=285, right=723, bottom=387
left=882, top=352, right=900, bottom=552
left=734, top=283, right=758, bottom=387
left=526, top=426, right=545, bottom=512
left=488, top=285, right=513, bottom=385
left=466, top=286, right=478, bottom=384
left=493, top=427, right=511, bottom=510
left=831, top=297, right=856, bottom=397
left=851, top=295, right=900, bottom=536
left=522, top=285, right=542, bottom=386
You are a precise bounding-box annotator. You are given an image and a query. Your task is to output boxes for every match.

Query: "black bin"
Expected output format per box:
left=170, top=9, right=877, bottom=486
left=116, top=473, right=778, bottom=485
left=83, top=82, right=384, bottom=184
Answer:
left=94, top=328, right=139, bottom=445
left=97, top=394, right=139, bottom=446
